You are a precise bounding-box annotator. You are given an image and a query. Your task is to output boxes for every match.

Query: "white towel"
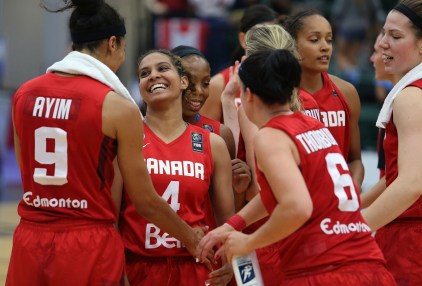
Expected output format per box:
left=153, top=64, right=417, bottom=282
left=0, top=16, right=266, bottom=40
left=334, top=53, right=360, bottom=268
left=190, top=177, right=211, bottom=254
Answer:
left=47, top=51, right=137, bottom=106
left=376, top=62, right=422, bottom=128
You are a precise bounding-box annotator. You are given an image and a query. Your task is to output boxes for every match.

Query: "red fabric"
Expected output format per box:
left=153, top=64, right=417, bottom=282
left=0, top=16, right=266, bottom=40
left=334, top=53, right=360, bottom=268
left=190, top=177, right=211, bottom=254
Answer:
left=13, top=73, right=117, bottom=223
left=125, top=254, right=210, bottom=286
left=6, top=220, right=125, bottom=286
left=299, top=72, right=351, bottom=159
left=119, top=124, right=214, bottom=257
left=257, top=112, right=385, bottom=277
left=376, top=221, right=422, bottom=286
left=226, top=214, right=246, bottom=231
left=192, top=114, right=221, bottom=135
left=380, top=79, right=422, bottom=286
left=383, top=79, right=422, bottom=219
left=155, top=18, right=208, bottom=51
left=280, top=262, right=395, bottom=286
left=158, top=0, right=188, bottom=13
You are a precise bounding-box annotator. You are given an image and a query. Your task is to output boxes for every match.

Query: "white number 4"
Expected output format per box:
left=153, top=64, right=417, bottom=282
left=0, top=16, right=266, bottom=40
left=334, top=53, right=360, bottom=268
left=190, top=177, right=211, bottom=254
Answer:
left=162, top=181, right=181, bottom=212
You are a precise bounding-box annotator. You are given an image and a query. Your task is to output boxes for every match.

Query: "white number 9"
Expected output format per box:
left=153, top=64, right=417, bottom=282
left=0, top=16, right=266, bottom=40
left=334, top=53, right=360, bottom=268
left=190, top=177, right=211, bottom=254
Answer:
left=34, top=127, right=68, bottom=185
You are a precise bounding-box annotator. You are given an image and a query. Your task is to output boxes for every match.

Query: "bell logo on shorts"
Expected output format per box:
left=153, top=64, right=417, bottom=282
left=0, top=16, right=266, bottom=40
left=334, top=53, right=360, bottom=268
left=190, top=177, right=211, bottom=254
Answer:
left=191, top=132, right=203, bottom=153
left=239, top=263, right=255, bottom=284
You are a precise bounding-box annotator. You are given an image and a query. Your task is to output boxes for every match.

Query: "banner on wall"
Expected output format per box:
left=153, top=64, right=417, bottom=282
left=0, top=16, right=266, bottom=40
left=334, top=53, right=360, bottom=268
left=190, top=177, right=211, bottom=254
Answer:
left=154, top=18, right=209, bottom=52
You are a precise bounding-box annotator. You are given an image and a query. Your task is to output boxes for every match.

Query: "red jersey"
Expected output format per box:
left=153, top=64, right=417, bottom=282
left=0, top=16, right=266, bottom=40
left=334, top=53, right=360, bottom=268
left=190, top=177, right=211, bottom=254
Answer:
left=257, top=112, right=385, bottom=277
left=383, top=79, right=422, bottom=219
left=300, top=72, right=351, bottom=159
left=300, top=91, right=320, bottom=121
left=13, top=73, right=118, bottom=223
left=192, top=113, right=221, bottom=135
left=119, top=123, right=214, bottom=257
left=222, top=67, right=320, bottom=161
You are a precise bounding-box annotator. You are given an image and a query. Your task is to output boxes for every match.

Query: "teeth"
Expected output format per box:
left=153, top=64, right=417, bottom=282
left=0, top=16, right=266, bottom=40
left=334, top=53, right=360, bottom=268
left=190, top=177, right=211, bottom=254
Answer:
left=189, top=101, right=201, bottom=107
left=150, top=83, right=166, bottom=92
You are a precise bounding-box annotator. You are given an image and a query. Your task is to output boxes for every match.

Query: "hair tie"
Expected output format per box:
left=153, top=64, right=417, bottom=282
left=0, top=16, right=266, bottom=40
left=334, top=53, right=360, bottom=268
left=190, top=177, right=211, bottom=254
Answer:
left=393, top=3, right=422, bottom=31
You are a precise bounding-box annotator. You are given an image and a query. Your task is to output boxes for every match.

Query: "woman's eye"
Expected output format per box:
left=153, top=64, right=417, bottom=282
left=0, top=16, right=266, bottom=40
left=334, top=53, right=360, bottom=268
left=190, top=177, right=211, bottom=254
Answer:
left=139, top=70, right=149, bottom=78
left=159, top=66, right=170, bottom=72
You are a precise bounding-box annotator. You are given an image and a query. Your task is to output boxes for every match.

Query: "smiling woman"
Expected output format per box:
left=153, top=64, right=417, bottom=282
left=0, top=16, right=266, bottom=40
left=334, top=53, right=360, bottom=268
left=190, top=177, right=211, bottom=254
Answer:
left=117, top=49, right=235, bottom=286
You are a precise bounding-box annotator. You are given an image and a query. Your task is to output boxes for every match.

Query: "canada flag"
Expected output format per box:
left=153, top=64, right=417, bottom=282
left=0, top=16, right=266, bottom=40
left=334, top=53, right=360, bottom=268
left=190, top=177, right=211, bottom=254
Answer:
left=154, top=18, right=208, bottom=52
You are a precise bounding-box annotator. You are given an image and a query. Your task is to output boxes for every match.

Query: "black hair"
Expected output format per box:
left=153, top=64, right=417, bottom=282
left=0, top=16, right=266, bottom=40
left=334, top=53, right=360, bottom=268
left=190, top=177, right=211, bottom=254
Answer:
left=396, top=0, right=422, bottom=38
left=231, top=4, right=279, bottom=63
left=41, top=0, right=126, bottom=51
left=240, top=4, right=279, bottom=33
left=238, top=49, right=301, bottom=105
left=171, top=45, right=207, bottom=59
left=138, top=49, right=187, bottom=79
left=171, top=45, right=210, bottom=93
left=280, top=9, right=324, bottom=41
left=137, top=49, right=189, bottom=112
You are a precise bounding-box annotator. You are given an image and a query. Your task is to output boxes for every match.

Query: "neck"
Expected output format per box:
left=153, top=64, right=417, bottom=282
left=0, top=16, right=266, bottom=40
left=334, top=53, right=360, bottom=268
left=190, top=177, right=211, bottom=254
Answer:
left=182, top=113, right=200, bottom=125
left=144, top=110, right=187, bottom=143
left=255, top=105, right=292, bottom=128
left=300, top=70, right=324, bottom=94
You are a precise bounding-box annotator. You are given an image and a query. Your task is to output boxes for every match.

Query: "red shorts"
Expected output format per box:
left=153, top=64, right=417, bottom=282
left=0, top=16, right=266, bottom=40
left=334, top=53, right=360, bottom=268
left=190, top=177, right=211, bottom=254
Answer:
left=282, top=262, right=395, bottom=286
left=256, top=242, right=284, bottom=286
left=125, top=253, right=210, bottom=285
left=228, top=239, right=284, bottom=286
left=376, top=220, right=422, bottom=286
left=6, top=219, right=125, bottom=286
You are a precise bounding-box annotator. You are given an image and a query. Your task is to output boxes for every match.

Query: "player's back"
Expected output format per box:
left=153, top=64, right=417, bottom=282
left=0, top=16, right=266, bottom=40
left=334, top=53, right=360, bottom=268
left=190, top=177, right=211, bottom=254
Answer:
left=13, top=73, right=118, bottom=223
left=258, top=112, right=385, bottom=277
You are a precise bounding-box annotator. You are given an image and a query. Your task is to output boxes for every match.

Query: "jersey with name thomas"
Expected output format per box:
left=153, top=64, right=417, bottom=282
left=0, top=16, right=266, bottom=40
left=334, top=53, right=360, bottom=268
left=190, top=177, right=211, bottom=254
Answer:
left=257, top=112, right=385, bottom=277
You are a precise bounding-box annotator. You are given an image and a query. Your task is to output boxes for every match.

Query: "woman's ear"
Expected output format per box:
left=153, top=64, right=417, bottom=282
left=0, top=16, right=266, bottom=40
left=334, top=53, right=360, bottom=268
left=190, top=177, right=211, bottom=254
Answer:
left=245, top=87, right=254, bottom=102
left=108, top=36, right=118, bottom=50
left=418, top=38, right=422, bottom=55
left=239, top=32, right=246, bottom=49
left=181, top=75, right=189, bottom=91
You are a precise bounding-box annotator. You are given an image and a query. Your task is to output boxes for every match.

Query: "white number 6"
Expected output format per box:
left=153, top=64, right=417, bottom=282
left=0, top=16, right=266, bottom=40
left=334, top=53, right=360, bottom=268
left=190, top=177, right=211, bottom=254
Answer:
left=326, top=153, right=359, bottom=212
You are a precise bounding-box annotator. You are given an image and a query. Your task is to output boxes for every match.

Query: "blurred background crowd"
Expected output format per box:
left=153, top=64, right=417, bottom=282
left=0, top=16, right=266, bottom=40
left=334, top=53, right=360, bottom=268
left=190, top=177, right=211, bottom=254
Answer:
left=0, top=0, right=397, bottom=200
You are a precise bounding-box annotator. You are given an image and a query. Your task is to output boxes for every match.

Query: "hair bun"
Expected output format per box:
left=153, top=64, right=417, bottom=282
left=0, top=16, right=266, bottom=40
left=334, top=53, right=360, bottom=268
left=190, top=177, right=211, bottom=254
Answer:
left=72, top=0, right=104, bottom=15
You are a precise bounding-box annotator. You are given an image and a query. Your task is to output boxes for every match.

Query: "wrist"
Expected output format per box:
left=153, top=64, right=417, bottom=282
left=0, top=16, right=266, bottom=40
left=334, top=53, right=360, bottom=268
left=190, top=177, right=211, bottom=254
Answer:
left=221, top=95, right=236, bottom=105
left=226, top=214, right=246, bottom=231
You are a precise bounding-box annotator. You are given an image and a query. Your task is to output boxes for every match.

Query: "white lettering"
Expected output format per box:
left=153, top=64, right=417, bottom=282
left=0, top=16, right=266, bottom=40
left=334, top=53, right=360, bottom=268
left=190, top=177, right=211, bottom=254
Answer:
left=320, top=111, right=346, bottom=127
left=146, top=158, right=204, bottom=180
left=145, top=223, right=183, bottom=249
left=296, top=128, right=338, bottom=154
left=22, top=191, right=88, bottom=209
left=31, top=97, right=72, bottom=120
left=303, top=109, right=321, bottom=121
left=45, top=98, right=56, bottom=118
left=320, top=218, right=371, bottom=235
left=33, top=97, right=45, bottom=117
left=54, top=99, right=71, bottom=119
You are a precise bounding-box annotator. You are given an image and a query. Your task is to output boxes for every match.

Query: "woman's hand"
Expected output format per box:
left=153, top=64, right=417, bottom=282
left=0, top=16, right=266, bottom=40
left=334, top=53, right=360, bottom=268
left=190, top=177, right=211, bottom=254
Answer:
left=232, top=159, right=252, bottom=193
